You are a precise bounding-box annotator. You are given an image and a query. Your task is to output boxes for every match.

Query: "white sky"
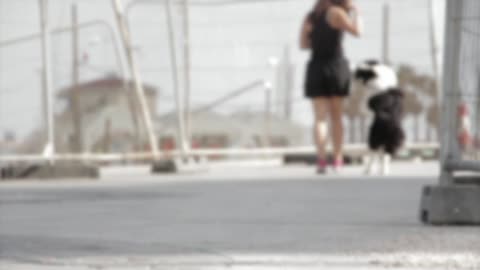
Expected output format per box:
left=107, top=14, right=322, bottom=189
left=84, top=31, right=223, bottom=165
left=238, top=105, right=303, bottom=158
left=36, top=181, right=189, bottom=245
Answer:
left=0, top=0, right=447, bottom=139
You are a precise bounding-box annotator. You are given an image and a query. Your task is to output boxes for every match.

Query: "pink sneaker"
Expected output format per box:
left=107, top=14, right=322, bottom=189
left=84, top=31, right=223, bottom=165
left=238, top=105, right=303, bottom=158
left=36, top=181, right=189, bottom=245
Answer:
left=332, top=158, right=344, bottom=172
left=317, top=159, right=328, bottom=174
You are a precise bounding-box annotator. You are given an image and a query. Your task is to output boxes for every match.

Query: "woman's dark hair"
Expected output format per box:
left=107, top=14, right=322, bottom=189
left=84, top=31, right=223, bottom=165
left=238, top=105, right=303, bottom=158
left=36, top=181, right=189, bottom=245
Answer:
left=331, top=0, right=346, bottom=5
left=313, top=0, right=348, bottom=15
left=312, top=0, right=327, bottom=14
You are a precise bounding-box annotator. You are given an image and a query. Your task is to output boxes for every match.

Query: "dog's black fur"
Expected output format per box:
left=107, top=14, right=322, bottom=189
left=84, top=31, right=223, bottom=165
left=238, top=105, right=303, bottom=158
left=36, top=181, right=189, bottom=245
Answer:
left=367, top=88, right=405, bottom=155
left=353, top=59, right=381, bottom=84
left=354, top=69, right=377, bottom=84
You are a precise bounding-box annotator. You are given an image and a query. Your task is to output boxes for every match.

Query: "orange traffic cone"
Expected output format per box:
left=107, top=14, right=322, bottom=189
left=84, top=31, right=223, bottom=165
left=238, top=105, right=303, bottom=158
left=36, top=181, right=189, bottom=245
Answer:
left=457, top=103, right=472, bottom=151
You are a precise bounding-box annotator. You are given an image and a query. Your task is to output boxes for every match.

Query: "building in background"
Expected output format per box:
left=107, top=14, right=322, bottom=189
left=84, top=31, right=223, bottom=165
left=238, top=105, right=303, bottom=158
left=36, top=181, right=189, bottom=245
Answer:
left=18, top=76, right=159, bottom=154
left=156, top=110, right=308, bottom=152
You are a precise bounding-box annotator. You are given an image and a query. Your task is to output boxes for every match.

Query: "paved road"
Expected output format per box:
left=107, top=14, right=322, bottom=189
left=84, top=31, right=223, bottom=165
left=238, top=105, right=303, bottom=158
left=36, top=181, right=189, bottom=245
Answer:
left=1, top=162, right=479, bottom=269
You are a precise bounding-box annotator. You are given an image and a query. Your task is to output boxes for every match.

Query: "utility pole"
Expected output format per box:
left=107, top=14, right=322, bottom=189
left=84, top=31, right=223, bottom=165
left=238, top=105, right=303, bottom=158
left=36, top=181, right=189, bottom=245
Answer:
left=267, top=56, right=279, bottom=116
left=182, top=0, right=192, bottom=146
left=283, top=46, right=294, bottom=120
left=427, top=0, right=441, bottom=98
left=264, top=82, right=272, bottom=147
left=165, top=0, right=188, bottom=155
left=39, top=0, right=55, bottom=161
left=427, top=0, right=441, bottom=143
left=382, top=2, right=390, bottom=64
left=111, top=0, right=160, bottom=159
left=71, top=4, right=84, bottom=153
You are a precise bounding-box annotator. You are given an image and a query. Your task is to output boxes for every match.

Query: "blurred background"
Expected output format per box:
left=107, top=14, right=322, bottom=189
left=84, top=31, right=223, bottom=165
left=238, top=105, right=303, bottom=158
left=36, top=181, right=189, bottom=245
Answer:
left=1, top=2, right=480, bottom=268
left=0, top=0, right=453, bottom=159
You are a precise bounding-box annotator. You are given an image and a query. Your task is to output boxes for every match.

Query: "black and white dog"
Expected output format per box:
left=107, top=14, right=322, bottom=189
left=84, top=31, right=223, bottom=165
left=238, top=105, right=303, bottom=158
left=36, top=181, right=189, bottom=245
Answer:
left=353, top=60, right=405, bottom=175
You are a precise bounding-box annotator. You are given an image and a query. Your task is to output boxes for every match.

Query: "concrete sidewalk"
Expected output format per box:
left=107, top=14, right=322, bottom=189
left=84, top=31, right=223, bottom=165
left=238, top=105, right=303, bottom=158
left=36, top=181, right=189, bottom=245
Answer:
left=1, top=162, right=479, bottom=269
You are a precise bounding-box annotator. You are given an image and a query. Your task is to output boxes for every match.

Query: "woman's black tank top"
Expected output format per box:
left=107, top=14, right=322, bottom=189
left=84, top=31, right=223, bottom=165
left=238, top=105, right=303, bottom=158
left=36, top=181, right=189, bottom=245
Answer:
left=308, top=10, right=344, bottom=61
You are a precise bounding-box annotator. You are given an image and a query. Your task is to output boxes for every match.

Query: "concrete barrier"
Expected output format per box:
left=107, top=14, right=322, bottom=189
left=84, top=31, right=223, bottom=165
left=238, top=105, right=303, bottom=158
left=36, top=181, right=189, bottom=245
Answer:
left=0, top=163, right=99, bottom=180
left=151, top=159, right=178, bottom=174
left=420, top=177, right=480, bottom=225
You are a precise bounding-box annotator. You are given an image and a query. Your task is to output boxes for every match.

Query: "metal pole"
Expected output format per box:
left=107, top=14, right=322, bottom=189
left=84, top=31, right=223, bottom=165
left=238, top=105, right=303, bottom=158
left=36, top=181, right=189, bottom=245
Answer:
left=264, top=84, right=272, bottom=147
left=71, top=4, right=79, bottom=90
left=428, top=0, right=441, bottom=85
left=115, top=7, right=143, bottom=152
left=164, top=0, right=188, bottom=155
left=382, top=2, right=390, bottom=64
left=39, top=0, right=55, bottom=161
left=275, top=58, right=282, bottom=116
left=283, top=46, right=294, bottom=120
left=268, top=57, right=279, bottom=116
left=70, top=4, right=84, bottom=153
left=427, top=0, right=442, bottom=143
left=182, top=0, right=192, bottom=145
left=439, top=0, right=463, bottom=185
left=111, top=0, right=160, bottom=159
left=477, top=71, right=480, bottom=161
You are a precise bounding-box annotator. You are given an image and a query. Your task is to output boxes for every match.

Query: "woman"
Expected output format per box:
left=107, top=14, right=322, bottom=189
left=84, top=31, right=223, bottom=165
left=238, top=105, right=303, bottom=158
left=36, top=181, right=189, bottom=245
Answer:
left=300, top=0, right=362, bottom=173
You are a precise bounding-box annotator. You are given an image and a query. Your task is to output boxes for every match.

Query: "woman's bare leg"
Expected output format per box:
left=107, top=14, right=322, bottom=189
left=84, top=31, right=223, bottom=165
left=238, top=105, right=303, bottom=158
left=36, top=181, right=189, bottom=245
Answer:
left=329, top=97, right=344, bottom=162
left=312, top=98, right=329, bottom=162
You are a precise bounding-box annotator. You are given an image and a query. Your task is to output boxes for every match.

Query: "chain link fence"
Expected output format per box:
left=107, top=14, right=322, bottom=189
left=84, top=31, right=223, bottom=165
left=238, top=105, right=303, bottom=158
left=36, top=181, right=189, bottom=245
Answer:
left=440, top=0, right=480, bottom=183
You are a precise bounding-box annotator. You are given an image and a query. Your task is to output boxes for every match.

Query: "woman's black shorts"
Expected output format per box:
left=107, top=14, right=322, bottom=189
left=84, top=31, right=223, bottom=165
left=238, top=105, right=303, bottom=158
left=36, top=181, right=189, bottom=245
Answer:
left=305, top=58, right=351, bottom=98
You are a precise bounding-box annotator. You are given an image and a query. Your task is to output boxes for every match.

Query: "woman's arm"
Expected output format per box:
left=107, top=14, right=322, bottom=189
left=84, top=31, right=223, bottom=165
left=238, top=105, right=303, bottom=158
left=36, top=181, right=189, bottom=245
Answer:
left=327, top=6, right=363, bottom=37
left=300, top=15, right=313, bottom=50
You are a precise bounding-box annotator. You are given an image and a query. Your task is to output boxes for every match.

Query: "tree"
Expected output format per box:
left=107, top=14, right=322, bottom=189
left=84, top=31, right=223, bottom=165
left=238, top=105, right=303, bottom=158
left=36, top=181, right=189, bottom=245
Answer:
left=397, top=65, right=417, bottom=89
left=397, top=64, right=438, bottom=142
left=403, top=89, right=423, bottom=142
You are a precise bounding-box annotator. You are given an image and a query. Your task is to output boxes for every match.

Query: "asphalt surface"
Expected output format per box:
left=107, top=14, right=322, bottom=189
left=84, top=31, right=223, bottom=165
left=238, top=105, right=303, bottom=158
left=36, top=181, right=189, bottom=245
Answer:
left=1, top=162, right=479, bottom=269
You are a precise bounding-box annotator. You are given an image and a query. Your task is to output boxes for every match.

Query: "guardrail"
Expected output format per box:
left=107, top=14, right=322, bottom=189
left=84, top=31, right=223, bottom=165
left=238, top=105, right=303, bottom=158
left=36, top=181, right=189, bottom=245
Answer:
left=0, top=143, right=439, bottom=164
